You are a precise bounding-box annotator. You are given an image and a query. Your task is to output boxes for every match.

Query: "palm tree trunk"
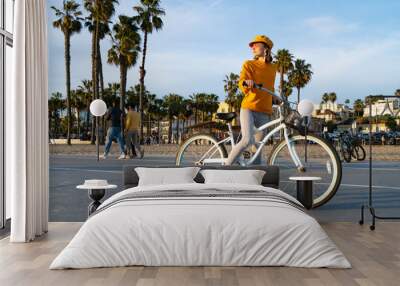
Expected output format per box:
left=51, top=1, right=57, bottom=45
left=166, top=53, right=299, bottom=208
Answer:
left=97, top=40, right=106, bottom=144
left=168, top=116, right=172, bottom=144
left=280, top=68, right=284, bottom=95
left=279, top=68, right=284, bottom=140
left=147, top=113, right=151, bottom=137
left=86, top=99, right=90, bottom=134
left=120, top=60, right=127, bottom=114
left=97, top=41, right=104, bottom=99
left=77, top=108, right=81, bottom=138
left=90, top=24, right=98, bottom=145
left=297, top=87, right=301, bottom=104
left=139, top=31, right=148, bottom=144
left=176, top=117, right=180, bottom=144
left=157, top=119, right=161, bottom=144
left=65, top=33, right=72, bottom=145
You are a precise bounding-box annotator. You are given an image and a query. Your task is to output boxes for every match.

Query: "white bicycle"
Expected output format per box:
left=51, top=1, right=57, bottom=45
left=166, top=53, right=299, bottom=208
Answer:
left=176, top=83, right=342, bottom=208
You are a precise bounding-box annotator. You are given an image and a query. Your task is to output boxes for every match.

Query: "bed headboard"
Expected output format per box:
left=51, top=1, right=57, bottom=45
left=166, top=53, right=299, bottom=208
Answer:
left=122, top=165, right=280, bottom=189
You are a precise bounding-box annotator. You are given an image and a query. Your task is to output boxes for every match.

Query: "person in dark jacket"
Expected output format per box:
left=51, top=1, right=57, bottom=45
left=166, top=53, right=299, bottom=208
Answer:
left=101, top=98, right=126, bottom=159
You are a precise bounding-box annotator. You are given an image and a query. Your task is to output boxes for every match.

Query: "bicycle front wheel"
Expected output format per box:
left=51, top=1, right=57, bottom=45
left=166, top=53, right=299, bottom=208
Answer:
left=352, top=145, right=366, bottom=161
left=268, top=134, right=342, bottom=208
left=341, top=142, right=352, bottom=163
left=176, top=134, right=228, bottom=166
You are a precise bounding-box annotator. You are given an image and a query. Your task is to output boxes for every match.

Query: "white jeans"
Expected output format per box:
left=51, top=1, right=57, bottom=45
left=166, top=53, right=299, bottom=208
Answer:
left=225, top=108, right=270, bottom=165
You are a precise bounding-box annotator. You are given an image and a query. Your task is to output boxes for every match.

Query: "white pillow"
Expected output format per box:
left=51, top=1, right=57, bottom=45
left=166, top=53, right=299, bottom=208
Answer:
left=135, top=167, right=200, bottom=186
left=200, top=169, right=266, bottom=185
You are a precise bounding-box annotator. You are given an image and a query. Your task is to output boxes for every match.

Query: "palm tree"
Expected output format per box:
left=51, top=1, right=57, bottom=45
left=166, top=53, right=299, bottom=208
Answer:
left=353, top=99, right=365, bottom=118
left=163, top=94, right=182, bottom=143
left=288, top=59, right=313, bottom=103
left=147, top=97, right=165, bottom=143
left=150, top=98, right=166, bottom=143
left=84, top=0, right=118, bottom=144
left=189, top=93, right=200, bottom=124
left=196, top=93, right=208, bottom=122
left=84, top=0, right=118, bottom=100
left=133, top=0, right=165, bottom=142
left=71, top=89, right=86, bottom=138
left=48, top=92, right=65, bottom=138
left=329, top=92, right=337, bottom=105
left=274, top=49, right=294, bottom=97
left=223, top=73, right=239, bottom=112
left=78, top=80, right=93, bottom=134
left=181, top=99, right=194, bottom=136
left=145, top=93, right=157, bottom=137
left=281, top=80, right=293, bottom=98
left=234, top=91, right=245, bottom=115
left=107, top=15, right=141, bottom=112
left=174, top=96, right=184, bottom=143
left=51, top=1, right=83, bottom=145
left=321, top=92, right=330, bottom=105
left=204, top=93, right=220, bottom=121
left=85, top=18, right=109, bottom=98
left=126, top=84, right=140, bottom=110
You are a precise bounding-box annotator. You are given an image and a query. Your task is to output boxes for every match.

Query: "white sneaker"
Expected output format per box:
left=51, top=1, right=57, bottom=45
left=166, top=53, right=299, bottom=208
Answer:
left=100, top=154, right=107, bottom=159
left=118, top=154, right=126, bottom=160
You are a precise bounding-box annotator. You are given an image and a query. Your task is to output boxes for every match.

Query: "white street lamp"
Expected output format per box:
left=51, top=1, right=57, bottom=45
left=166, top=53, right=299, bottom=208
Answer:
left=298, top=99, right=314, bottom=163
left=298, top=99, right=314, bottom=117
left=90, top=99, right=107, bottom=161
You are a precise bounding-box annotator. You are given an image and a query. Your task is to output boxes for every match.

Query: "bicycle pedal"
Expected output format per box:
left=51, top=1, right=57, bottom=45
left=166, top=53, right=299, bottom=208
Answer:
left=298, top=166, right=306, bottom=172
left=243, top=151, right=251, bottom=159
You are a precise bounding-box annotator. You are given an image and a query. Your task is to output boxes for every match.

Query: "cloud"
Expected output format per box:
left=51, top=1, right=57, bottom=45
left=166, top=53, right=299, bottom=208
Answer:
left=294, top=32, right=400, bottom=103
left=208, top=0, right=224, bottom=8
left=304, top=16, right=358, bottom=35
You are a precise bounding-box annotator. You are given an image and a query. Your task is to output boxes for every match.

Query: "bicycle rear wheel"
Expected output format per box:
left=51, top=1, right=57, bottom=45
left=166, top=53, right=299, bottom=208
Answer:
left=268, top=134, right=342, bottom=208
left=176, top=134, right=228, bottom=166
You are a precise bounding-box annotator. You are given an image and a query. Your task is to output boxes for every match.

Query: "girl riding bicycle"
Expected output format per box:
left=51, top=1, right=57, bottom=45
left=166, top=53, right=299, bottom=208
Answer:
left=225, top=35, right=282, bottom=165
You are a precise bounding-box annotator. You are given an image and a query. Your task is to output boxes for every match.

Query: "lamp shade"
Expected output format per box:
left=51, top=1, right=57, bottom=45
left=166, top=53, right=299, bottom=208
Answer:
left=90, top=99, right=107, bottom=117
left=298, top=99, right=314, bottom=116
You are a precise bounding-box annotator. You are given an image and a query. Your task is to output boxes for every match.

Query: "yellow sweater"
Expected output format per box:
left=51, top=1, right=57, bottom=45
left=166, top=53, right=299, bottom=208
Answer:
left=239, top=60, right=278, bottom=114
left=125, top=110, right=140, bottom=132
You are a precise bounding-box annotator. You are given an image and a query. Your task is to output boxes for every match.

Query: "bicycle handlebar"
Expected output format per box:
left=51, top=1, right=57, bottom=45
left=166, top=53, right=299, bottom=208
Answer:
left=242, top=81, right=278, bottom=96
left=242, top=81, right=300, bottom=106
left=242, top=81, right=287, bottom=104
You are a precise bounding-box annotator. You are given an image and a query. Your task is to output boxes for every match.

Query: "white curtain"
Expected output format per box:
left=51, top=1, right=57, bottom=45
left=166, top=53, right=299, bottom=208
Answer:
left=8, top=0, right=49, bottom=242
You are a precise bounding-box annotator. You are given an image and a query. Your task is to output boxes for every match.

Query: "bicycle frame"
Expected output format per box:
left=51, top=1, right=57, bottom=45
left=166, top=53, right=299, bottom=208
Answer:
left=202, top=86, right=304, bottom=168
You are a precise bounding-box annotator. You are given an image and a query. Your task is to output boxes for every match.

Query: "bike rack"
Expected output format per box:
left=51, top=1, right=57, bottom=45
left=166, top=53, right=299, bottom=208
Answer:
left=359, top=95, right=400, bottom=230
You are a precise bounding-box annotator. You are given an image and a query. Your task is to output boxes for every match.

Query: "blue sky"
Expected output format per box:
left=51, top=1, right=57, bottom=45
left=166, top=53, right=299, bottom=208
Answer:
left=47, top=0, right=400, bottom=104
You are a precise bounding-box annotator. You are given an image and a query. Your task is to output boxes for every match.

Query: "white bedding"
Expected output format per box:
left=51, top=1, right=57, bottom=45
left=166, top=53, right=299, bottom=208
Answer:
left=50, top=183, right=351, bottom=269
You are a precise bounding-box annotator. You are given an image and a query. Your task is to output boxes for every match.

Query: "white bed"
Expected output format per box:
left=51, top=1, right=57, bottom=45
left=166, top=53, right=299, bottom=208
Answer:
left=50, top=183, right=351, bottom=269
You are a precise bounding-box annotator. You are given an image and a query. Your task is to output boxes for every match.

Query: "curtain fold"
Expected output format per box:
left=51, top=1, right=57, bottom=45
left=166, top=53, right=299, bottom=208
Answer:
left=9, top=0, right=49, bottom=242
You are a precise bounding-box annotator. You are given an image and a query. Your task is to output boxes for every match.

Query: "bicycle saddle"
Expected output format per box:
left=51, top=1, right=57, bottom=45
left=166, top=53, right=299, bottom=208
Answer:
left=215, top=112, right=236, bottom=122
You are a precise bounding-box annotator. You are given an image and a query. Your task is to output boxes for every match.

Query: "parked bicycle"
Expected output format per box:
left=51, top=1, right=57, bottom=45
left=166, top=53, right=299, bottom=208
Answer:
left=351, top=136, right=366, bottom=161
left=333, top=132, right=366, bottom=163
left=176, top=83, right=342, bottom=208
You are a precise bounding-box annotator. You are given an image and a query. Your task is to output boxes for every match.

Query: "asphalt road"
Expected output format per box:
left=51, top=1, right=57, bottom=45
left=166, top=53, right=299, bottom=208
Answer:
left=49, top=154, right=400, bottom=223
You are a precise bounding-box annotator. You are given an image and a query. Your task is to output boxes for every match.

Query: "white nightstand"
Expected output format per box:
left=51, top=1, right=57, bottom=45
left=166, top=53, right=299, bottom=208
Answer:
left=289, top=176, right=321, bottom=210
left=77, top=180, right=117, bottom=216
